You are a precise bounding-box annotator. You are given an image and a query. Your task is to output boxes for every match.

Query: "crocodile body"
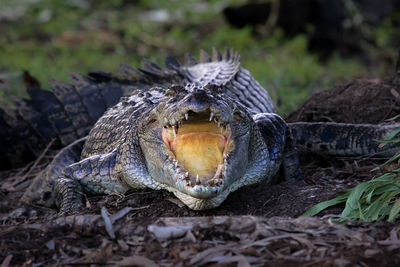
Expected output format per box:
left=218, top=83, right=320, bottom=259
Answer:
left=13, top=49, right=399, bottom=213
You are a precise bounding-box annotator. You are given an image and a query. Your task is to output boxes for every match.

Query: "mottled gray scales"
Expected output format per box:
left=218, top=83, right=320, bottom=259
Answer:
left=51, top=81, right=93, bottom=136
left=70, top=73, right=108, bottom=122
left=289, top=122, right=400, bottom=156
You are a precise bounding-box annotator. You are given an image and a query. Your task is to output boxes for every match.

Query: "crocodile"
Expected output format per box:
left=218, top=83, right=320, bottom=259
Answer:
left=7, top=48, right=398, bottom=213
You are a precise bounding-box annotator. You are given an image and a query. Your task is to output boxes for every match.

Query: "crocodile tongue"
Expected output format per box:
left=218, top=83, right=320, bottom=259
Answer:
left=162, top=116, right=232, bottom=184
left=170, top=132, right=225, bottom=180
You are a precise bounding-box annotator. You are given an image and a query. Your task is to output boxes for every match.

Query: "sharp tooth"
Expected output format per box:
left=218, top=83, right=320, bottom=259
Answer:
left=185, top=172, right=189, bottom=178
left=175, top=161, right=178, bottom=168
left=185, top=113, right=188, bottom=120
left=196, top=175, right=200, bottom=185
left=218, top=121, right=221, bottom=127
left=209, top=112, right=214, bottom=121
left=172, top=126, right=177, bottom=137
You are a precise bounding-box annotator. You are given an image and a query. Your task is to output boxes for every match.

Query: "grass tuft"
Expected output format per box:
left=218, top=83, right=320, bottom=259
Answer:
left=303, top=122, right=400, bottom=222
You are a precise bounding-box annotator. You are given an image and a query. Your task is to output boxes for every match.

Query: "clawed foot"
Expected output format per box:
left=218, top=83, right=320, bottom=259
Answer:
left=55, top=177, right=85, bottom=216
left=57, top=201, right=85, bottom=216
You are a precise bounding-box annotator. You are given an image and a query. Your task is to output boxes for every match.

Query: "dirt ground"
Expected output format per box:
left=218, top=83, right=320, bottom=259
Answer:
left=1, top=73, right=400, bottom=266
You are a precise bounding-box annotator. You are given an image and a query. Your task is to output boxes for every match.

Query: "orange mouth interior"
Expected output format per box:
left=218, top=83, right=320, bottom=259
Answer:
left=162, top=114, right=233, bottom=183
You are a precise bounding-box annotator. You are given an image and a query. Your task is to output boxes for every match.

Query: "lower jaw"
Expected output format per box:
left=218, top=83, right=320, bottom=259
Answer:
left=163, top=148, right=230, bottom=189
left=168, top=150, right=228, bottom=186
left=169, top=186, right=231, bottom=210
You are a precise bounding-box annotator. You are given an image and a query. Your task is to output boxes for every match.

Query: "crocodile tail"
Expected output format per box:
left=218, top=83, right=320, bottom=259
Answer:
left=0, top=108, right=38, bottom=168
left=0, top=73, right=76, bottom=170
left=0, top=72, right=93, bottom=170
left=0, top=66, right=183, bottom=170
left=288, top=122, right=400, bottom=157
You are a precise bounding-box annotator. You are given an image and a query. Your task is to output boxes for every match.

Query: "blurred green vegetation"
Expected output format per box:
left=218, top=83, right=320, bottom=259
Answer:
left=0, top=0, right=398, bottom=114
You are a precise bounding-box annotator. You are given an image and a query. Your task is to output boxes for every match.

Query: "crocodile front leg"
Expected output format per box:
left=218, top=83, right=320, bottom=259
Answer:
left=55, top=177, right=84, bottom=215
left=55, top=151, right=128, bottom=215
left=253, top=113, right=301, bottom=182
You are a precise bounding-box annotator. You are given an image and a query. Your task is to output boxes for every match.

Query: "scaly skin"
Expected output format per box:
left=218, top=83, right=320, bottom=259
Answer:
left=21, top=49, right=296, bottom=213
left=58, top=84, right=290, bottom=213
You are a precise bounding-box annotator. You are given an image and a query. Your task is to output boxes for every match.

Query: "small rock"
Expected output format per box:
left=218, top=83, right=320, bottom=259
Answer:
left=45, top=239, right=55, bottom=250
left=333, top=258, right=352, bottom=266
left=147, top=225, right=192, bottom=241
left=364, top=248, right=380, bottom=258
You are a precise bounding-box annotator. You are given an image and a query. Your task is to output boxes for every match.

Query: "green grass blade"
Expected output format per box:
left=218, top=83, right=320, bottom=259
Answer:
left=383, top=151, right=400, bottom=165
left=364, top=191, right=398, bottom=221
left=302, top=194, right=348, bottom=216
left=366, top=190, right=374, bottom=204
left=373, top=183, right=400, bottom=195
left=389, top=114, right=400, bottom=120
left=341, top=183, right=369, bottom=217
left=389, top=197, right=400, bottom=222
left=380, top=128, right=400, bottom=142
left=357, top=201, right=365, bottom=220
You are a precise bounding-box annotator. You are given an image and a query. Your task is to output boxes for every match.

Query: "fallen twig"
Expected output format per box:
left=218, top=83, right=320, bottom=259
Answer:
left=101, top=207, right=116, bottom=239
left=12, top=139, right=55, bottom=187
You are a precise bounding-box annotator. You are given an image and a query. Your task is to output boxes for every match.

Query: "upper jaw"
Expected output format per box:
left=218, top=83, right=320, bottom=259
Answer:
left=161, top=107, right=232, bottom=130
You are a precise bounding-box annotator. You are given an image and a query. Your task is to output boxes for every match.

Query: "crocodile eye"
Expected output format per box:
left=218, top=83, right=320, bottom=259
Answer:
left=234, top=113, right=243, bottom=120
left=166, top=89, right=176, bottom=96
left=43, top=191, right=52, bottom=201
left=207, top=84, right=222, bottom=94
left=147, top=118, right=157, bottom=125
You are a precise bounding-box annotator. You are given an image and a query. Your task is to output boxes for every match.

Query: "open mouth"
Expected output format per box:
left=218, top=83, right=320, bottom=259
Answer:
left=162, top=111, right=234, bottom=187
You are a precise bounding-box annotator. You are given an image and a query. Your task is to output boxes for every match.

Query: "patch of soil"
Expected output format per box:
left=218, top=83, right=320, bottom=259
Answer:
left=1, top=74, right=400, bottom=265
left=287, top=74, right=400, bottom=124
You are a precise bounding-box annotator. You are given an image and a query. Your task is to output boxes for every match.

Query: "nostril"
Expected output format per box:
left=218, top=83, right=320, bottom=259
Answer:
left=193, top=90, right=208, bottom=100
left=183, top=90, right=211, bottom=112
